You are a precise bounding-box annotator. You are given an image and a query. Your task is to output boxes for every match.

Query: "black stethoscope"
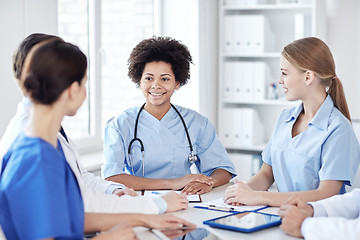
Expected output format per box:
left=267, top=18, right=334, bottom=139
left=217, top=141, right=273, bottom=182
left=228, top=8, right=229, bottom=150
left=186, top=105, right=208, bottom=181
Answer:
left=128, top=103, right=198, bottom=176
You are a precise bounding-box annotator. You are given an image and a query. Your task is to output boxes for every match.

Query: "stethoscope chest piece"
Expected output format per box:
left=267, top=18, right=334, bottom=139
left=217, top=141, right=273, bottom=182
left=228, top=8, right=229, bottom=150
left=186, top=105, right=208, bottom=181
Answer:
left=188, top=151, right=198, bottom=164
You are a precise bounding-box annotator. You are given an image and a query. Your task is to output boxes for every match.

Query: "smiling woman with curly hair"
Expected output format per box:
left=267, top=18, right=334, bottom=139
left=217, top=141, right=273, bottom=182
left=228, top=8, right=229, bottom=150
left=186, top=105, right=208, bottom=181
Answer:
left=102, top=36, right=236, bottom=195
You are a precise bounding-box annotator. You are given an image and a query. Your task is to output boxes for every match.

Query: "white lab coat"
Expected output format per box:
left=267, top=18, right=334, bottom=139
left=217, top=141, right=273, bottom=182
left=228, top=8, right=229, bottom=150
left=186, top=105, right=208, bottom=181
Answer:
left=0, top=98, right=160, bottom=214
left=301, top=189, right=360, bottom=239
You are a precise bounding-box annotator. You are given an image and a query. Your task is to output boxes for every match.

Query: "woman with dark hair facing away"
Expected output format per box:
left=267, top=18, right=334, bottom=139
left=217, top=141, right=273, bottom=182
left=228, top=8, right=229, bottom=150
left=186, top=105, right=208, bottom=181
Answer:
left=0, top=39, right=194, bottom=239
left=0, top=33, right=188, bottom=215
left=224, top=37, right=360, bottom=207
left=102, top=36, right=236, bottom=194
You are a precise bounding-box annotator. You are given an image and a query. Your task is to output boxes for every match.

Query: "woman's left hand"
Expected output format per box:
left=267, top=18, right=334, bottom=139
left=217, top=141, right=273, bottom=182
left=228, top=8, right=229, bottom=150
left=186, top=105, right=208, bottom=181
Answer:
left=223, top=181, right=258, bottom=206
left=181, top=181, right=214, bottom=195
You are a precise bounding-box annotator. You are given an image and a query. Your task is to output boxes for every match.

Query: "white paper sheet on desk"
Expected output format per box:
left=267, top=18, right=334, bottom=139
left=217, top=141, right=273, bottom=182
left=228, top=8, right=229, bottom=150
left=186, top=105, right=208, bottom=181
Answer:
left=256, top=206, right=280, bottom=216
left=144, top=190, right=201, bottom=202
left=196, top=197, right=266, bottom=212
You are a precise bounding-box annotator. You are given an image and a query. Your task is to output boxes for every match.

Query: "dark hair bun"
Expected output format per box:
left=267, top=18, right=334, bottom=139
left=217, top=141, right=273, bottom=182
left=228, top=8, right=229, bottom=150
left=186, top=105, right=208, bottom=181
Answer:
left=22, top=40, right=87, bottom=104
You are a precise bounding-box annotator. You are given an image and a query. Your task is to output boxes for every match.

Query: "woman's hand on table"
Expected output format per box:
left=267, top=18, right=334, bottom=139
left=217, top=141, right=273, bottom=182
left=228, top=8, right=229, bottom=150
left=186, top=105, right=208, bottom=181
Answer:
left=181, top=181, right=214, bottom=195
left=172, top=174, right=213, bottom=190
left=223, top=181, right=259, bottom=206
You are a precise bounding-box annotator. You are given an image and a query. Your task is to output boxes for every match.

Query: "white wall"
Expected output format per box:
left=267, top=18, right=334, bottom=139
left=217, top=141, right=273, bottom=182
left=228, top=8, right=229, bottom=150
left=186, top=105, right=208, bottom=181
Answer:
left=157, top=0, right=218, bottom=125
left=0, top=0, right=57, bottom=137
left=326, top=0, right=360, bottom=119
left=157, top=0, right=200, bottom=115
left=0, top=0, right=360, bottom=138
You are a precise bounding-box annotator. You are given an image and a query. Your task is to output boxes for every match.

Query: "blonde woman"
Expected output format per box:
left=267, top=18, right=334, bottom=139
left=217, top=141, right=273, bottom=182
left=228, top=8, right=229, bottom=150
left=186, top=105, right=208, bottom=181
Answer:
left=224, top=37, right=360, bottom=207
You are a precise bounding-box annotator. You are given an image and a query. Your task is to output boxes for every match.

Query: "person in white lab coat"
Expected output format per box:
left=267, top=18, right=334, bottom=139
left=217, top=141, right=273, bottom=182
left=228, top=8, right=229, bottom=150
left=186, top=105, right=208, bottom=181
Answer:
left=279, top=189, right=360, bottom=239
left=0, top=33, right=187, bottom=214
left=0, top=39, right=194, bottom=239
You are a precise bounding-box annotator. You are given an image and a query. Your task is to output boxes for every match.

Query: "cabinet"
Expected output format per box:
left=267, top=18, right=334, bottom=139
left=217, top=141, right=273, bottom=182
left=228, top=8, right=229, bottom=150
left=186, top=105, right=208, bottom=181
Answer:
left=217, top=0, right=326, bottom=179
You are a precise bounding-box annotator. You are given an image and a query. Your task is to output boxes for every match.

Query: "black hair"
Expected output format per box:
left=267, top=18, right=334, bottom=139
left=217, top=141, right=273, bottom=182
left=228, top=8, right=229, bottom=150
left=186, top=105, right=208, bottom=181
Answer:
left=13, top=33, right=63, bottom=80
left=128, top=36, right=193, bottom=87
left=23, top=40, right=87, bottom=104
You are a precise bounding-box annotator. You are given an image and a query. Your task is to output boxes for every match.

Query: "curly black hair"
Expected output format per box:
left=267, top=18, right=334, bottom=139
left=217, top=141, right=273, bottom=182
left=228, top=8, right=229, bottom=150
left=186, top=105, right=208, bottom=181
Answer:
left=128, top=36, right=193, bottom=87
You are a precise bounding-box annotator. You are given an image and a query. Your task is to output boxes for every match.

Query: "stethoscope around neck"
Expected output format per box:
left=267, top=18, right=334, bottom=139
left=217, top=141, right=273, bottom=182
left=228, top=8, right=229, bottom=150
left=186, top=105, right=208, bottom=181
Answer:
left=128, top=103, right=198, bottom=177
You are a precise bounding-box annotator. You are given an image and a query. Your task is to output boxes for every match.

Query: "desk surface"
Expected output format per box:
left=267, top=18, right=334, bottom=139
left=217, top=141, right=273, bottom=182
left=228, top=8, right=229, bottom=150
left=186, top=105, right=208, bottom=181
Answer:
left=135, top=183, right=300, bottom=240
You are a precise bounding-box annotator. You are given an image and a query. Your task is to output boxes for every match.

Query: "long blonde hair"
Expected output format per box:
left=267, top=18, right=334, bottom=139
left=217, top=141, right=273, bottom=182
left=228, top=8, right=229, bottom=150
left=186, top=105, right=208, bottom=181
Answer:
left=282, top=37, right=351, bottom=122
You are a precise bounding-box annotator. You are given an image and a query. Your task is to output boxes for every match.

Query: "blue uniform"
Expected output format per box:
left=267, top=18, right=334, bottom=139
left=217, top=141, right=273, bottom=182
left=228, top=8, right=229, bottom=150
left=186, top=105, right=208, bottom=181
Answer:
left=0, top=134, right=84, bottom=240
left=102, top=105, right=236, bottom=179
left=262, top=95, right=360, bottom=193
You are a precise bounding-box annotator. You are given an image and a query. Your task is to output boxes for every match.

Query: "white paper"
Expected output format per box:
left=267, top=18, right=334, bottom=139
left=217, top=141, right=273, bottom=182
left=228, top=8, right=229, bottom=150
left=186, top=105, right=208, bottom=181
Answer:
left=144, top=190, right=201, bottom=202
left=256, top=207, right=280, bottom=216
left=196, top=197, right=266, bottom=212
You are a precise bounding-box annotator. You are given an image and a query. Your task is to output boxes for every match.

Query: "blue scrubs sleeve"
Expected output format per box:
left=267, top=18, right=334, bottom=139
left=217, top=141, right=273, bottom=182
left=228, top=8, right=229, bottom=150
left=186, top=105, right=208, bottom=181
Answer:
left=4, top=155, right=78, bottom=239
left=320, top=124, right=360, bottom=186
left=262, top=111, right=284, bottom=167
left=195, top=119, right=236, bottom=177
left=262, top=136, right=273, bottom=166
left=102, top=123, right=128, bottom=178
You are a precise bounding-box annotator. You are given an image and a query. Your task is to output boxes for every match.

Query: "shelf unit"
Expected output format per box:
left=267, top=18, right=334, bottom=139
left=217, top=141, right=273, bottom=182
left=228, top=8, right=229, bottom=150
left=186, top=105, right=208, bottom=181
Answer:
left=217, top=0, right=326, bottom=180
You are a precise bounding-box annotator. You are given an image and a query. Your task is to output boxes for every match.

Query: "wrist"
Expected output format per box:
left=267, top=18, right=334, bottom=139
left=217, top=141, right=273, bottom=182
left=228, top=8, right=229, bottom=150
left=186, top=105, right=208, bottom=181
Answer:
left=167, top=178, right=176, bottom=189
left=254, top=191, right=265, bottom=205
left=306, top=203, right=314, bottom=217
left=112, top=188, right=121, bottom=194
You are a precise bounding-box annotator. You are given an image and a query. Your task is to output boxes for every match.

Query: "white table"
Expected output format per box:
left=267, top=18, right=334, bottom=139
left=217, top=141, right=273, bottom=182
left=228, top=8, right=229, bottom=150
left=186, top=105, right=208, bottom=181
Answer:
left=135, top=184, right=300, bottom=239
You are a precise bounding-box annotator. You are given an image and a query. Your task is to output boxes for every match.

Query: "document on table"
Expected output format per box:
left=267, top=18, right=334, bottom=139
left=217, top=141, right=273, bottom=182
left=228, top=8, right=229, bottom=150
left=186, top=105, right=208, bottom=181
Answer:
left=144, top=190, right=202, bottom=203
left=256, top=206, right=280, bottom=216
left=194, top=197, right=267, bottom=212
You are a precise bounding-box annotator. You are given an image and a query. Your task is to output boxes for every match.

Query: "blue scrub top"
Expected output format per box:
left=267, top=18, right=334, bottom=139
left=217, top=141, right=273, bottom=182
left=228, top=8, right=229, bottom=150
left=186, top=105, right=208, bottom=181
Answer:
left=262, top=95, right=360, bottom=193
left=102, top=105, right=236, bottom=179
left=0, top=134, right=84, bottom=240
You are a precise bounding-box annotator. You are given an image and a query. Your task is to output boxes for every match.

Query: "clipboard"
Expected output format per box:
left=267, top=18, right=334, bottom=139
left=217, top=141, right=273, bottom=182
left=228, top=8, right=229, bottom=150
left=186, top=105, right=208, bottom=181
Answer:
left=193, top=197, right=267, bottom=212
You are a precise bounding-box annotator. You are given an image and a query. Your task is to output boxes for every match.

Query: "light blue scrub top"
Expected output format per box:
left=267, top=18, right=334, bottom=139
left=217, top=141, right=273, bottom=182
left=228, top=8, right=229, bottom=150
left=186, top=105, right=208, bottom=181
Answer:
left=0, top=134, right=84, bottom=240
left=102, top=105, right=236, bottom=179
left=262, top=95, right=360, bottom=194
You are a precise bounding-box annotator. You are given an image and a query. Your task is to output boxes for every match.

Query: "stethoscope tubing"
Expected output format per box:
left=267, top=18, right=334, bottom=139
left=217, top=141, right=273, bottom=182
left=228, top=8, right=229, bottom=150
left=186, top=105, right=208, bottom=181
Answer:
left=127, top=103, right=197, bottom=176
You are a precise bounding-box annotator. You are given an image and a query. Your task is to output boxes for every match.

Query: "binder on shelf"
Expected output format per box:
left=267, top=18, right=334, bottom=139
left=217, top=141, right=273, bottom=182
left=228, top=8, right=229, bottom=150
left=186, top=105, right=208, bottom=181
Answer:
left=231, top=61, right=252, bottom=101
left=253, top=62, right=268, bottom=100
left=241, top=62, right=254, bottom=100
left=222, top=61, right=271, bottom=101
left=241, top=108, right=264, bottom=146
left=219, top=108, right=264, bottom=148
left=232, top=62, right=243, bottom=100
left=219, top=108, right=233, bottom=148
left=252, top=15, right=275, bottom=53
left=233, top=16, right=246, bottom=53
left=232, top=109, right=243, bottom=147
left=225, top=15, right=275, bottom=54
left=223, top=62, right=235, bottom=99
left=224, top=15, right=235, bottom=54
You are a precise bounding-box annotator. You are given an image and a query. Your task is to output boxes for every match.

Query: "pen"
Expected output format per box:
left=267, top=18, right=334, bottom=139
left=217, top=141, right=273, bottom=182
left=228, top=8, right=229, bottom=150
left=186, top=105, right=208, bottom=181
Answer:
left=153, top=226, right=197, bottom=231
left=208, top=204, right=234, bottom=212
left=151, top=191, right=161, bottom=195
